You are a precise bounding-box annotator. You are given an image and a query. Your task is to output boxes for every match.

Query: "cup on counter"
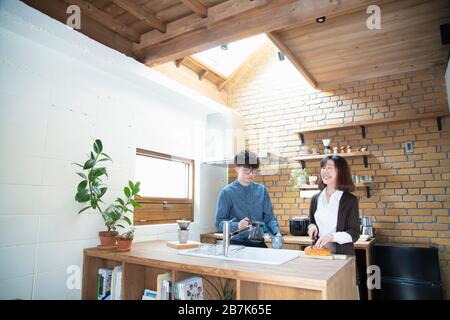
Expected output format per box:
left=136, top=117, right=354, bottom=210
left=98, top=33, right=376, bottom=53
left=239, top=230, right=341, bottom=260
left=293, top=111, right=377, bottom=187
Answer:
left=271, top=234, right=284, bottom=249
left=178, top=229, right=189, bottom=244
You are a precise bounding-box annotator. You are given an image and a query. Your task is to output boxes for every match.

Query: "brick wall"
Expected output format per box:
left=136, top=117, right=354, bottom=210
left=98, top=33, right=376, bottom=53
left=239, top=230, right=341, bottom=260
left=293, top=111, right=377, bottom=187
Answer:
left=226, top=42, right=450, bottom=298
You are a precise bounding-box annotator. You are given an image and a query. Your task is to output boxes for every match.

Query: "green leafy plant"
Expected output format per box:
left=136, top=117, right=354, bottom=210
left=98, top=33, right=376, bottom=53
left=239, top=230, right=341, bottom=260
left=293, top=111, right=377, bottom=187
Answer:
left=103, top=181, right=142, bottom=232
left=73, top=139, right=141, bottom=232
left=203, top=277, right=235, bottom=300
left=289, top=168, right=309, bottom=190
left=120, top=226, right=135, bottom=239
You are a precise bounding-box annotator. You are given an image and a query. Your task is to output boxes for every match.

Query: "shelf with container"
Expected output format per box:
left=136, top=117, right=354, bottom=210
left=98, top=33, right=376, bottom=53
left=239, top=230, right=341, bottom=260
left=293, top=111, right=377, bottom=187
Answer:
left=292, top=111, right=448, bottom=144
left=295, top=182, right=374, bottom=198
left=292, top=151, right=371, bottom=169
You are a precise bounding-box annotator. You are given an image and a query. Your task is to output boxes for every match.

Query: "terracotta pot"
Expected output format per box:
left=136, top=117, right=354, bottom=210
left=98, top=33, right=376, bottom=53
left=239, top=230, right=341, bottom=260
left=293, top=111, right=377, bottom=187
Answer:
left=99, top=231, right=118, bottom=247
left=116, top=236, right=133, bottom=252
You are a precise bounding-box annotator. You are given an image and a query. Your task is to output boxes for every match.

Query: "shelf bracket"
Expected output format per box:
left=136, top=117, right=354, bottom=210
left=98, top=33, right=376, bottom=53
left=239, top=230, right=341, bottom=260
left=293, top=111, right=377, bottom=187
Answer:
left=363, top=155, right=368, bottom=168
left=300, top=160, right=306, bottom=169
left=437, top=116, right=442, bottom=131
left=299, top=133, right=305, bottom=144
left=361, top=125, right=367, bottom=139
left=366, top=186, right=371, bottom=198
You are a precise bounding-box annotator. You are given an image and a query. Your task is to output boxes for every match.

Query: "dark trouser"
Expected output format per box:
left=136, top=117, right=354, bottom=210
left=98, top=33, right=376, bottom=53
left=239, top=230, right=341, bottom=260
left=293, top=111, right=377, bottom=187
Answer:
left=230, top=238, right=267, bottom=248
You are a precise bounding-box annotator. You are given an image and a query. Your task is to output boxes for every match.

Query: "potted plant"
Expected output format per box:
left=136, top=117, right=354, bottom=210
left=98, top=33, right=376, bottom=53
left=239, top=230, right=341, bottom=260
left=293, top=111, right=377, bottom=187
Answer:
left=116, top=227, right=135, bottom=252
left=289, top=168, right=309, bottom=190
left=73, top=139, right=141, bottom=249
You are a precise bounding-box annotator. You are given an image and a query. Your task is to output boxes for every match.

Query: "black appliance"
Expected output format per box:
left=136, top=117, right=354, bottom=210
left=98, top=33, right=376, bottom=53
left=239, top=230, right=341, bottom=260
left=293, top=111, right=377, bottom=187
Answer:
left=373, top=244, right=443, bottom=300
left=289, top=217, right=309, bottom=236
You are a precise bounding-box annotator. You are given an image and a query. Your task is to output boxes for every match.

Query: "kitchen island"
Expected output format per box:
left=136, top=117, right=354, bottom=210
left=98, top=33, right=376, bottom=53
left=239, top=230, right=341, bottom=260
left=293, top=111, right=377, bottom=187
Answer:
left=82, top=240, right=358, bottom=300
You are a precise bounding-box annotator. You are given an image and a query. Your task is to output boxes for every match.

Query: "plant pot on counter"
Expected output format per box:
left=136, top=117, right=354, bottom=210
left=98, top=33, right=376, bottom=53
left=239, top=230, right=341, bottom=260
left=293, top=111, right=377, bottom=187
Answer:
left=116, top=236, right=133, bottom=252
left=98, top=231, right=118, bottom=250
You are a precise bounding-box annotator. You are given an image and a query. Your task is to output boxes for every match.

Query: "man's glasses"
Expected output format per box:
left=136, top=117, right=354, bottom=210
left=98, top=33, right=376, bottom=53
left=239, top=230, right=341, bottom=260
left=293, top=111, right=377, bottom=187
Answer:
left=241, top=167, right=258, bottom=174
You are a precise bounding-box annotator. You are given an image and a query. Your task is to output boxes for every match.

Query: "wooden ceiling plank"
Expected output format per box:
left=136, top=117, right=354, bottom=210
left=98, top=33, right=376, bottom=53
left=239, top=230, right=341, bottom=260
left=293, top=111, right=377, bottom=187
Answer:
left=138, top=0, right=380, bottom=65
left=180, top=0, right=208, bottom=18
left=135, top=0, right=274, bottom=51
left=110, top=0, right=167, bottom=33
left=62, top=0, right=140, bottom=42
left=267, top=32, right=318, bottom=88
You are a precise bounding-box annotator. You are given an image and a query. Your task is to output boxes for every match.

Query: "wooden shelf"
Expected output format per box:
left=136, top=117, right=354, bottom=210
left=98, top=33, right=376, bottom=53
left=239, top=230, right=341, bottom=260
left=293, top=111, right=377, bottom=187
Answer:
left=293, top=111, right=448, bottom=143
left=292, top=151, right=371, bottom=168
left=82, top=240, right=358, bottom=300
left=295, top=182, right=373, bottom=198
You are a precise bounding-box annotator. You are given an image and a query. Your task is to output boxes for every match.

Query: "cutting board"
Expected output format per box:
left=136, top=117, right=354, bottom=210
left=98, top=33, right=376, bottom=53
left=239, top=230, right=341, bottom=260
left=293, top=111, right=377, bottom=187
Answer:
left=166, top=240, right=201, bottom=249
left=298, top=251, right=348, bottom=260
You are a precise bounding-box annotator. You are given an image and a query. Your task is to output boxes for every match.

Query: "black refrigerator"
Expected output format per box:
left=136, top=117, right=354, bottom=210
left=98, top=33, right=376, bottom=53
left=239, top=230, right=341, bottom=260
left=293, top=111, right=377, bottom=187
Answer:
left=373, top=244, right=443, bottom=300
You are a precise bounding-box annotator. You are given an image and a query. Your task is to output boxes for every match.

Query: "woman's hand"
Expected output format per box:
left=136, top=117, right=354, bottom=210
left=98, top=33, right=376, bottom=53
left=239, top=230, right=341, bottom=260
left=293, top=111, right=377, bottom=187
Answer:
left=308, top=225, right=318, bottom=239
left=315, top=234, right=334, bottom=248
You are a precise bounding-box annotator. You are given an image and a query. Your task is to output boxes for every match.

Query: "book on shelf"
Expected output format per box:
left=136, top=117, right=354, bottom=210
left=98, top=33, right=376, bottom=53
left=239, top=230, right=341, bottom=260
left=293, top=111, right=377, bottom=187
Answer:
left=156, top=272, right=172, bottom=300
left=174, top=276, right=204, bottom=300
left=111, top=265, right=123, bottom=300
left=97, top=268, right=112, bottom=300
left=142, top=289, right=157, bottom=300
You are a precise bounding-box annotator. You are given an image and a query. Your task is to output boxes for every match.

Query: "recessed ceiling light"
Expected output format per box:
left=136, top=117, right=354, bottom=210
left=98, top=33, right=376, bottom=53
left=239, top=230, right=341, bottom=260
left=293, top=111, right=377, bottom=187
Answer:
left=316, top=16, right=326, bottom=23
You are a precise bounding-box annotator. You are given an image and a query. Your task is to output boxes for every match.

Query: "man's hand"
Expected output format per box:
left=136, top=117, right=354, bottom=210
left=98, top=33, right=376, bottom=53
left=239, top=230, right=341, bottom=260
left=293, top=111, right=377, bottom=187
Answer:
left=315, top=234, right=334, bottom=248
left=238, top=217, right=250, bottom=230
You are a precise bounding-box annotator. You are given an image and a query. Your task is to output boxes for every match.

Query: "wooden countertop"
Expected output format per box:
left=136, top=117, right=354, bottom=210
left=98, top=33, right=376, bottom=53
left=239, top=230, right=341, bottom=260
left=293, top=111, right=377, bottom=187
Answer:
left=202, top=233, right=375, bottom=249
left=84, top=240, right=356, bottom=292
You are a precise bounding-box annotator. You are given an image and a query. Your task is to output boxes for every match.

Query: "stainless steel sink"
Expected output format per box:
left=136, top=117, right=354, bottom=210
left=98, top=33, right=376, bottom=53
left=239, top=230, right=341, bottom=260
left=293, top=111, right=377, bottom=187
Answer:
left=178, top=243, right=299, bottom=265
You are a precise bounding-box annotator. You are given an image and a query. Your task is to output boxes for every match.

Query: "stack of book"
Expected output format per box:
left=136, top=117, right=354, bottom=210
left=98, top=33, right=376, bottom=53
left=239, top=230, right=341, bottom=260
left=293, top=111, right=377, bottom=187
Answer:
left=111, top=265, right=123, bottom=300
left=174, top=276, right=204, bottom=300
left=157, top=272, right=172, bottom=300
left=97, top=268, right=112, bottom=300
left=97, top=266, right=123, bottom=300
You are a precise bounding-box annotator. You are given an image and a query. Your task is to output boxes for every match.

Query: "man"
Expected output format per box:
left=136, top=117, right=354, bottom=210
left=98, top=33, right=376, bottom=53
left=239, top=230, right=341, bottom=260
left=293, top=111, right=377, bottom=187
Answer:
left=215, top=150, right=282, bottom=248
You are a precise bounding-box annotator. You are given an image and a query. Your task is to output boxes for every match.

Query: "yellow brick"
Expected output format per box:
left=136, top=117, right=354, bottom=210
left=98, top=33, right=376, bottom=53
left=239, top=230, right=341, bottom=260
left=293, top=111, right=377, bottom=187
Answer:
left=413, top=230, right=437, bottom=237
left=421, top=188, right=445, bottom=195
left=422, top=153, right=447, bottom=160
left=383, top=149, right=405, bottom=156
left=432, top=209, right=449, bottom=216
left=402, top=182, right=425, bottom=188
left=398, top=168, right=421, bottom=175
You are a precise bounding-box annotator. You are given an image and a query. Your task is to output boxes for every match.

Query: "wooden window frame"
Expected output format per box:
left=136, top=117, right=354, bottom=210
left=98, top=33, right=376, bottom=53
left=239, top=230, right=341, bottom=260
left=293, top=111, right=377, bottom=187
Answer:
left=134, top=148, right=195, bottom=226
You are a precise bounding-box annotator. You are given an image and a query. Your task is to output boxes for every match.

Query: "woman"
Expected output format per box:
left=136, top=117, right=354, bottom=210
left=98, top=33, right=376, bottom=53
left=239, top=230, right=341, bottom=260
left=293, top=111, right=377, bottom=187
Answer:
left=308, top=155, right=360, bottom=255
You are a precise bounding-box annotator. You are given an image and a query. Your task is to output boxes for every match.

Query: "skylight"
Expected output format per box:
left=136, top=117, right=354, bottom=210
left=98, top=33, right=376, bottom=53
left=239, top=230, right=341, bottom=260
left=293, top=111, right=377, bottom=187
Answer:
left=193, top=34, right=268, bottom=78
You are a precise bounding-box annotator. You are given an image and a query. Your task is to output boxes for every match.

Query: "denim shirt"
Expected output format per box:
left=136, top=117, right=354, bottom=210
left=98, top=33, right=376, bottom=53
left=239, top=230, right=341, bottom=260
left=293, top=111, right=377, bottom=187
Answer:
left=215, top=180, right=280, bottom=241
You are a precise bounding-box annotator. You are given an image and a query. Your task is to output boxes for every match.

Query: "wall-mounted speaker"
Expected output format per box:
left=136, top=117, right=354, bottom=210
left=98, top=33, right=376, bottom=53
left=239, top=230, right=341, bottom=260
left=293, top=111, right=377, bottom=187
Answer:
left=440, top=23, right=450, bottom=45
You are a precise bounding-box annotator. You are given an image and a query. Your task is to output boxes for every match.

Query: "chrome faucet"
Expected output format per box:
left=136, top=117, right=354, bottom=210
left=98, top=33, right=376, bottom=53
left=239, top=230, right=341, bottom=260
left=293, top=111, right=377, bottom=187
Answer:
left=222, top=220, right=252, bottom=256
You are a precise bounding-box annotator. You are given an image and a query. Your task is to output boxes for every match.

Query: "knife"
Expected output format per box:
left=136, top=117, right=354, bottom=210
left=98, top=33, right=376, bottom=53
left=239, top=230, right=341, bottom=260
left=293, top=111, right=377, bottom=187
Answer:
left=311, top=234, right=318, bottom=248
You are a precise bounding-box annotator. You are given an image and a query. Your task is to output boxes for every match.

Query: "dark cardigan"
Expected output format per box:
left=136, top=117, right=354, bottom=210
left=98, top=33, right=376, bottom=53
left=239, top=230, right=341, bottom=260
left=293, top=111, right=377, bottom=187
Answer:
left=309, top=191, right=361, bottom=256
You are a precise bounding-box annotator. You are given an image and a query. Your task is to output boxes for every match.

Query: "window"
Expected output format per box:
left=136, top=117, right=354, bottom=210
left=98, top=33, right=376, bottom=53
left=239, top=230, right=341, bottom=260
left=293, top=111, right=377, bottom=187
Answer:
left=133, top=148, right=194, bottom=225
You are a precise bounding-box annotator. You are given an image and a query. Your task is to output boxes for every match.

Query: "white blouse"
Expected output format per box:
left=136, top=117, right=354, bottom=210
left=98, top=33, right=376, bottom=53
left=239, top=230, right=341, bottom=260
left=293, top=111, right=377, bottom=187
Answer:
left=312, top=188, right=352, bottom=245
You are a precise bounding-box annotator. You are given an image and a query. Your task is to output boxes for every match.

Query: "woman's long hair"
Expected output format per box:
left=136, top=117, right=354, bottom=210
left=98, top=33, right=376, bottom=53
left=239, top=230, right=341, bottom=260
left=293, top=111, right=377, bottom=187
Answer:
left=318, top=155, right=355, bottom=192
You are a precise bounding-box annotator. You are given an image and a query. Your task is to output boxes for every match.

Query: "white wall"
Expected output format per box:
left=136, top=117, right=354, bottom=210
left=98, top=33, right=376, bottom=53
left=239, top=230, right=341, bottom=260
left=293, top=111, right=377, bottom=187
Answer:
left=0, top=0, right=235, bottom=299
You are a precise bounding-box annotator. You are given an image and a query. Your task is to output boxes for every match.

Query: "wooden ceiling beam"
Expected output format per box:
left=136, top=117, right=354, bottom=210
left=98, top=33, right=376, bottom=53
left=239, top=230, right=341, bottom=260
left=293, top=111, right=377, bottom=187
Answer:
left=175, top=58, right=185, bottom=67
left=110, top=0, right=167, bottom=33
left=62, top=0, right=140, bottom=42
left=267, top=32, right=318, bottom=88
left=198, top=69, right=208, bottom=80
left=137, top=0, right=383, bottom=66
left=180, top=0, right=208, bottom=18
